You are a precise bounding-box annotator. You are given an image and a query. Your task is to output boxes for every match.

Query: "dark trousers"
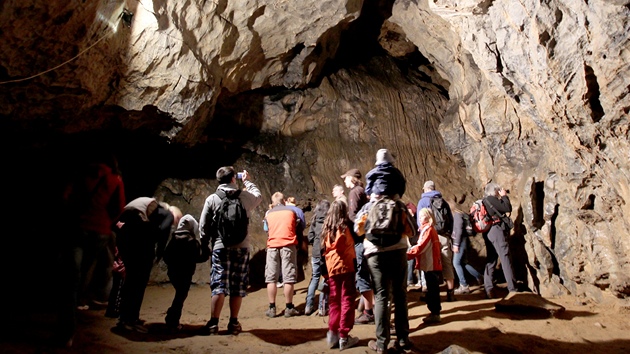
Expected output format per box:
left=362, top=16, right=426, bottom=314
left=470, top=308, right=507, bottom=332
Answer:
left=483, top=226, right=517, bottom=292
left=367, top=248, right=409, bottom=349
left=118, top=237, right=154, bottom=324
left=165, top=267, right=195, bottom=326
left=424, top=270, right=442, bottom=315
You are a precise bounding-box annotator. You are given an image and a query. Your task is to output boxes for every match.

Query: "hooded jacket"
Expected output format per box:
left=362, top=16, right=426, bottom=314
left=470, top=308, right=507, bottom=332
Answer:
left=407, top=222, right=442, bottom=272
left=322, top=225, right=356, bottom=278
left=365, top=162, right=406, bottom=198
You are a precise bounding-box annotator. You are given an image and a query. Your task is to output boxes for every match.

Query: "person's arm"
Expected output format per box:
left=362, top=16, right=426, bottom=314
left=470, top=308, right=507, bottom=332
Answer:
left=452, top=212, right=464, bottom=252
left=199, top=195, right=216, bottom=257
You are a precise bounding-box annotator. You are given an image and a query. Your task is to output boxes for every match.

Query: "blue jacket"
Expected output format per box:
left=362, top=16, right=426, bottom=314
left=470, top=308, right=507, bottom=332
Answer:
left=365, top=163, right=406, bottom=198
left=417, top=190, right=442, bottom=228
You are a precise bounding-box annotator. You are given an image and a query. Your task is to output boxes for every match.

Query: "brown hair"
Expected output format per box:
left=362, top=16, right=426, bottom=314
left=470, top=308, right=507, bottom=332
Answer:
left=271, top=192, right=285, bottom=207
left=321, top=200, right=349, bottom=248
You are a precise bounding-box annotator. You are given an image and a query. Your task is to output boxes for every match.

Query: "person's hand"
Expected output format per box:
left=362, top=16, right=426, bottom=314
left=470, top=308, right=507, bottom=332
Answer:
left=242, top=170, right=250, bottom=182
left=499, top=188, right=508, bottom=197
left=116, top=221, right=125, bottom=229
left=453, top=245, right=460, bottom=253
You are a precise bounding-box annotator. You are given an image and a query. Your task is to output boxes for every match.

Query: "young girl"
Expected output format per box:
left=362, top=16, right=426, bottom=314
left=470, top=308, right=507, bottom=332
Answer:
left=407, top=207, right=443, bottom=324
left=321, top=200, right=359, bottom=350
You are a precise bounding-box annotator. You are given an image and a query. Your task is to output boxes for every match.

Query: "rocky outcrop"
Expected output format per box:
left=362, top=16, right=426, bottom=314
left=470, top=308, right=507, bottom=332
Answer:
left=1, top=1, right=629, bottom=301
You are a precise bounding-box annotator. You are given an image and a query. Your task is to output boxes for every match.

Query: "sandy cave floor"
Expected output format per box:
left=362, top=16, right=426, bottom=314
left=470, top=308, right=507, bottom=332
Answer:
left=5, top=278, right=630, bottom=354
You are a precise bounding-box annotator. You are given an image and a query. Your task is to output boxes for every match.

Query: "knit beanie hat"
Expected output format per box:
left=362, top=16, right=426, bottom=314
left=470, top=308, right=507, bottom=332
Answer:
left=375, top=148, right=394, bottom=165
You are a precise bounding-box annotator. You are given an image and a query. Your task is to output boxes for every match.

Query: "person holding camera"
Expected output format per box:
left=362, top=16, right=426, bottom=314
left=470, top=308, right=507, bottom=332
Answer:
left=481, top=183, right=516, bottom=298
left=199, top=167, right=262, bottom=335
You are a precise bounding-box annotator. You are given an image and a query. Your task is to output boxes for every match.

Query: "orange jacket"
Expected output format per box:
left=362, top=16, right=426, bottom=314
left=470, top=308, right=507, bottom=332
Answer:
left=407, top=222, right=442, bottom=272
left=323, top=227, right=356, bottom=278
left=265, top=205, right=298, bottom=248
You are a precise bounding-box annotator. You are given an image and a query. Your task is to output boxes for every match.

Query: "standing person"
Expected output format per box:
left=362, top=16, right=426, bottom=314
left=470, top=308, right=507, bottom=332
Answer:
left=163, top=214, right=204, bottom=331
left=340, top=168, right=374, bottom=325
left=115, top=198, right=182, bottom=333
left=450, top=202, right=483, bottom=295
left=57, top=154, right=126, bottom=346
left=305, top=199, right=331, bottom=316
left=332, top=184, right=348, bottom=206
left=263, top=192, right=301, bottom=318
left=482, top=183, right=517, bottom=298
left=285, top=196, right=307, bottom=284
left=360, top=148, right=412, bottom=353
left=322, top=200, right=360, bottom=350
left=417, top=180, right=456, bottom=302
left=408, top=208, right=443, bottom=324
left=199, top=167, right=262, bottom=335
left=405, top=202, right=419, bottom=287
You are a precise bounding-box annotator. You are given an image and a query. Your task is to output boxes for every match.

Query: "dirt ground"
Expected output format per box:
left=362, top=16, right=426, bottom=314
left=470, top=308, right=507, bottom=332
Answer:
left=5, top=277, right=630, bottom=354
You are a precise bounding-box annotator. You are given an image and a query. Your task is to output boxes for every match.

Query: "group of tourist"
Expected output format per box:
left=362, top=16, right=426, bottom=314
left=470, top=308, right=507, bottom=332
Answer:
left=59, top=148, right=516, bottom=353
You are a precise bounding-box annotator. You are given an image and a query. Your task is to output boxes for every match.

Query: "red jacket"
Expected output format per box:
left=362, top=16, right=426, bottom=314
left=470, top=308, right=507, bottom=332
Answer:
left=407, top=222, right=442, bottom=272
left=65, top=163, right=126, bottom=235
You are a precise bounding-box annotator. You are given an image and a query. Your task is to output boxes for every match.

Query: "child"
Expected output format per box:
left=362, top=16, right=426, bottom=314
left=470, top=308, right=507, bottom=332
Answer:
left=321, top=200, right=359, bottom=350
left=364, top=148, right=406, bottom=199
left=163, top=214, right=203, bottom=331
left=407, top=208, right=442, bottom=324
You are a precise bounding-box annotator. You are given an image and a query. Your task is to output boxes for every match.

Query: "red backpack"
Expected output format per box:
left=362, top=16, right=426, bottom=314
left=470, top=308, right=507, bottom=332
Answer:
left=469, top=199, right=497, bottom=233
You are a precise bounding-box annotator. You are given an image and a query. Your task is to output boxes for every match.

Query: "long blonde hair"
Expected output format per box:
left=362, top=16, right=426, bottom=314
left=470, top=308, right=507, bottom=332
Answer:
left=417, top=207, right=434, bottom=226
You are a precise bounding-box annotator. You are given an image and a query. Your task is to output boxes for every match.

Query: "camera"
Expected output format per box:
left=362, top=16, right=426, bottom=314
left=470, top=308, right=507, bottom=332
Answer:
left=236, top=171, right=244, bottom=180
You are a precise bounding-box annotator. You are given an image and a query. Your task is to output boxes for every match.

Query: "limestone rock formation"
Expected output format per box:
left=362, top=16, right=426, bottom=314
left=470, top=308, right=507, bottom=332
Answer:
left=1, top=0, right=629, bottom=302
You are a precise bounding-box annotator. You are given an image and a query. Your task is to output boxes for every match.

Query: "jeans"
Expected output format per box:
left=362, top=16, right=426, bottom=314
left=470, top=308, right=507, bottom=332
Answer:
left=306, top=256, right=326, bottom=310
left=367, top=248, right=409, bottom=349
left=452, top=236, right=482, bottom=287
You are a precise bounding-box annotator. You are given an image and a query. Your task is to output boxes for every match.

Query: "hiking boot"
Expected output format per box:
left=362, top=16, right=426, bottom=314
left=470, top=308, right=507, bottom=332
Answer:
left=326, top=330, right=340, bottom=349
left=368, top=339, right=385, bottom=353
left=454, top=285, right=470, bottom=295
left=117, top=320, right=149, bottom=333
left=227, top=321, right=242, bottom=335
left=355, top=311, right=375, bottom=324
left=284, top=307, right=300, bottom=317
left=395, top=337, right=414, bottom=351
left=304, top=305, right=314, bottom=316
left=339, top=335, right=360, bottom=351
left=446, top=290, right=456, bottom=302
left=422, top=314, right=441, bottom=324
left=265, top=307, right=277, bottom=318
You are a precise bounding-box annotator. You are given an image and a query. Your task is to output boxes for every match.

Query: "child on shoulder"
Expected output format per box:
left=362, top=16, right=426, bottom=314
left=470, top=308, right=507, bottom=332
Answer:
left=321, top=200, right=360, bottom=351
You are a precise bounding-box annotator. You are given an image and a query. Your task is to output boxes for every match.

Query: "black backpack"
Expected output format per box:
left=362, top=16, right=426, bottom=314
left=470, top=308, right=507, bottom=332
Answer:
left=213, top=189, right=249, bottom=247
left=430, top=196, right=453, bottom=236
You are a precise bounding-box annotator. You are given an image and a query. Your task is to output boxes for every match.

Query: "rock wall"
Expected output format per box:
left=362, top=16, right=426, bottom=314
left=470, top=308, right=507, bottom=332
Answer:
left=1, top=0, right=629, bottom=301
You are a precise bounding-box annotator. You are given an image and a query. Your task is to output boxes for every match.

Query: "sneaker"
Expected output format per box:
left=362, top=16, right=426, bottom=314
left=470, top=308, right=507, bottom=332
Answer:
left=265, top=307, right=277, bottom=318
left=339, top=335, right=360, bottom=351
left=77, top=304, right=89, bottom=311
left=276, top=282, right=284, bottom=288
left=326, top=330, right=340, bottom=349
left=227, top=321, right=242, bottom=335
left=304, top=305, right=314, bottom=316
left=318, top=307, right=328, bottom=317
left=485, top=289, right=496, bottom=299
left=368, top=339, right=384, bottom=353
left=422, top=314, right=441, bottom=324
left=199, top=324, right=218, bottom=335
left=355, top=311, right=375, bottom=324
left=284, top=307, right=300, bottom=317
left=454, top=285, right=470, bottom=295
